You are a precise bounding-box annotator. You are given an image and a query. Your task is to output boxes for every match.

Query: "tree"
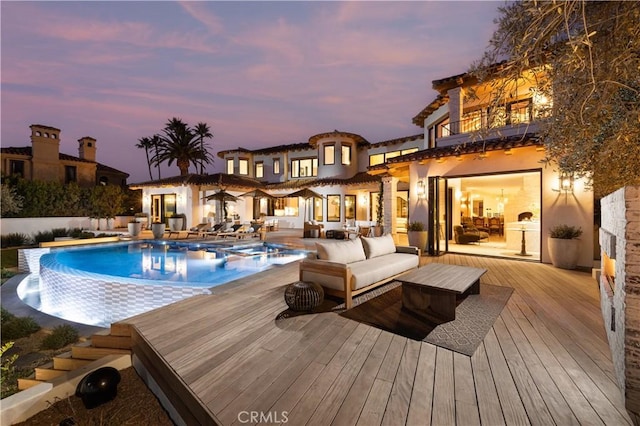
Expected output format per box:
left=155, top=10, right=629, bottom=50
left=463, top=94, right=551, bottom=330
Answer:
left=194, top=122, right=213, bottom=174
left=150, top=134, right=162, bottom=179
left=155, top=118, right=214, bottom=176
left=0, top=184, right=23, bottom=217
left=135, top=136, right=154, bottom=180
left=471, top=1, right=640, bottom=198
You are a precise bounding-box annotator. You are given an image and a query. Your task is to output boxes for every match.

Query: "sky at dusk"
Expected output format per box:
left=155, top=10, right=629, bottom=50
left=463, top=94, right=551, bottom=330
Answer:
left=1, top=1, right=502, bottom=183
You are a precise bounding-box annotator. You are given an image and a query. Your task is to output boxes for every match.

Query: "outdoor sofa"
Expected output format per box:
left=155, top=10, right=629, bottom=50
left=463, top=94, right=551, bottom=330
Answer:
left=299, top=234, right=419, bottom=309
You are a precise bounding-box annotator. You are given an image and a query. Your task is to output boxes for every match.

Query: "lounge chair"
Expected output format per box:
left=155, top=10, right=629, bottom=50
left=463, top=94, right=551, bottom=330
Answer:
left=237, top=223, right=262, bottom=240
left=201, top=223, right=225, bottom=238
left=186, top=223, right=210, bottom=238
left=216, top=224, right=245, bottom=239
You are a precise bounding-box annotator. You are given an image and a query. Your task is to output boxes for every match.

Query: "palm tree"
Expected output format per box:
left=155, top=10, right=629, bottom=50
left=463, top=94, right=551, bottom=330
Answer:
left=194, top=122, right=213, bottom=174
left=150, top=134, right=162, bottom=179
left=156, top=118, right=214, bottom=176
left=135, top=136, right=154, bottom=180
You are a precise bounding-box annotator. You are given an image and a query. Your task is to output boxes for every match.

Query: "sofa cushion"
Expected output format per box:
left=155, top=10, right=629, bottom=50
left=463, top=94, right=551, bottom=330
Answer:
left=350, top=253, right=419, bottom=290
left=316, top=239, right=366, bottom=264
left=361, top=234, right=396, bottom=259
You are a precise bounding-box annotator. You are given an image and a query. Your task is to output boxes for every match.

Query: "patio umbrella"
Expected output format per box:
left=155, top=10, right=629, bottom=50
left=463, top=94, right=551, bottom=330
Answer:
left=286, top=188, right=324, bottom=221
left=203, top=190, right=239, bottom=220
left=238, top=189, right=276, bottom=199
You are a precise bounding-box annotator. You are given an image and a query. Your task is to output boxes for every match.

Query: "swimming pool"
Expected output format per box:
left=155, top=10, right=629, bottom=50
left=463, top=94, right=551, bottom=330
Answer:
left=17, top=240, right=307, bottom=328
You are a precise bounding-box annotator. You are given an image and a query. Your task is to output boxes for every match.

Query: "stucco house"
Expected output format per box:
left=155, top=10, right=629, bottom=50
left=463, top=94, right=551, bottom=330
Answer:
left=1, top=124, right=129, bottom=187
left=132, top=65, right=594, bottom=268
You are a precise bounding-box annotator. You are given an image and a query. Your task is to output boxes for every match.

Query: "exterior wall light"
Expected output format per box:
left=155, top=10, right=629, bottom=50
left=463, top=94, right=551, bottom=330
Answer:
left=417, top=180, right=426, bottom=199
left=553, top=171, right=574, bottom=194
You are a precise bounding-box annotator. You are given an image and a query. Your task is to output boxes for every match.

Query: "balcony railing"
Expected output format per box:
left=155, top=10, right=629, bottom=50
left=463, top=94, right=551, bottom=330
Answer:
left=441, top=101, right=549, bottom=137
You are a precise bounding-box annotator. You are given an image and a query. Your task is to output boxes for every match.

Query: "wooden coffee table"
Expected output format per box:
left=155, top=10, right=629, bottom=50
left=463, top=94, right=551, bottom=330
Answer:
left=396, top=263, right=487, bottom=322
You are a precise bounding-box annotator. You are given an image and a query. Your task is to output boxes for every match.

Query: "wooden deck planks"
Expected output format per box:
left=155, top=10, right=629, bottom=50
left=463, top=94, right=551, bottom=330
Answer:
left=121, top=246, right=633, bottom=426
left=405, top=343, right=436, bottom=426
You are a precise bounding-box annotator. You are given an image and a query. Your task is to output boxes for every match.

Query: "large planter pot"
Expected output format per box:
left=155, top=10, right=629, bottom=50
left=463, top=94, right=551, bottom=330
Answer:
left=151, top=223, right=166, bottom=239
left=548, top=238, right=580, bottom=269
left=168, top=217, right=184, bottom=232
left=127, top=222, right=142, bottom=237
left=99, top=218, right=108, bottom=230
left=407, top=231, right=428, bottom=254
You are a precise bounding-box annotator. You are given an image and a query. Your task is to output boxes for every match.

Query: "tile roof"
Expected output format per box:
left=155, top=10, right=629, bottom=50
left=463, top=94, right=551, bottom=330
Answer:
left=0, top=146, right=129, bottom=176
left=411, top=94, right=449, bottom=127
left=368, top=133, right=424, bottom=148
left=264, top=172, right=381, bottom=190
left=129, top=173, right=264, bottom=189
left=369, top=133, right=543, bottom=170
left=217, top=143, right=312, bottom=158
left=308, top=130, right=369, bottom=147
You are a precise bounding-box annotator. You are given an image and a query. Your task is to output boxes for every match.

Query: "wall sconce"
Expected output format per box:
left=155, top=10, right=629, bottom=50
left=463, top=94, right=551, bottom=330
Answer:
left=553, top=171, right=574, bottom=194
left=416, top=180, right=426, bottom=199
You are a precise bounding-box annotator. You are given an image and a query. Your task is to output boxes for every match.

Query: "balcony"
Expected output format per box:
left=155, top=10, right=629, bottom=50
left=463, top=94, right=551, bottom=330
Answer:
left=438, top=99, right=549, bottom=146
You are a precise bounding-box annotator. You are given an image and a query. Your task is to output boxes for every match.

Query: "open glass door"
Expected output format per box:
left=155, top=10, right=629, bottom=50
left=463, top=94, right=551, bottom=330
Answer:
left=427, top=176, right=449, bottom=255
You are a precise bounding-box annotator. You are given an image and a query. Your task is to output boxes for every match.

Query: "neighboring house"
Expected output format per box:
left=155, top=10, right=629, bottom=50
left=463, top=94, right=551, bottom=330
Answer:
left=132, top=65, right=594, bottom=268
left=1, top=124, right=129, bottom=187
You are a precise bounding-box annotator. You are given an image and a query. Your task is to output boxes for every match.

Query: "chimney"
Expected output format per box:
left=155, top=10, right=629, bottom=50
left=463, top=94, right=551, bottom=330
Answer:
left=78, top=136, right=97, bottom=162
left=30, top=124, right=62, bottom=182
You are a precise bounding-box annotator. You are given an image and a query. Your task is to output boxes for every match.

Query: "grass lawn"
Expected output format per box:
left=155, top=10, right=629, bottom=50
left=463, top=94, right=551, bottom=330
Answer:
left=1, top=248, right=18, bottom=270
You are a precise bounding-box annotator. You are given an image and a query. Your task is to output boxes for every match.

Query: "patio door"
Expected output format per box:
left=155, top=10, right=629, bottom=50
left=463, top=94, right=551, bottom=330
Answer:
left=427, top=177, right=448, bottom=255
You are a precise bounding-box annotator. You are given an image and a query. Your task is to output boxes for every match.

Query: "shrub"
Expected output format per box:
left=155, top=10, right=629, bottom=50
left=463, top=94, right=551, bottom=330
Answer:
left=33, top=230, right=55, bottom=244
left=51, top=228, right=69, bottom=238
left=1, top=307, right=15, bottom=323
left=0, top=233, right=31, bottom=248
left=549, top=224, right=583, bottom=239
left=1, top=315, right=41, bottom=340
left=40, top=325, right=79, bottom=350
left=407, top=221, right=425, bottom=232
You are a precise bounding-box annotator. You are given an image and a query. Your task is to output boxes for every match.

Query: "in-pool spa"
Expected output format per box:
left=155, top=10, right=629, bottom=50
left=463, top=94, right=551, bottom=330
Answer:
left=18, top=241, right=307, bottom=327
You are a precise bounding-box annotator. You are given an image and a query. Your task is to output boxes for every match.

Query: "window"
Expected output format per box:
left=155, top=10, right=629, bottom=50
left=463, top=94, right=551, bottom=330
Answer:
left=291, top=158, right=317, bottom=178
left=385, top=151, right=401, bottom=160
left=369, top=153, right=384, bottom=167
left=401, top=148, right=418, bottom=156
left=324, top=144, right=335, bottom=165
left=65, top=166, right=77, bottom=184
left=344, top=195, right=356, bottom=219
left=99, top=176, right=109, bottom=185
left=9, top=160, right=24, bottom=177
left=341, top=144, right=351, bottom=165
left=226, top=159, right=234, bottom=174
left=273, top=197, right=299, bottom=217
left=327, top=195, right=341, bottom=222
left=239, top=159, right=249, bottom=175
left=273, top=158, right=280, bottom=174
left=255, top=162, right=263, bottom=178
left=313, top=197, right=323, bottom=221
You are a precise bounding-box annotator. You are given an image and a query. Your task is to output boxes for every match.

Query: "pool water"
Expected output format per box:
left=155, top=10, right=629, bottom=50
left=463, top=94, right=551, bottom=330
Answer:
left=17, top=240, right=307, bottom=327
left=47, top=241, right=305, bottom=287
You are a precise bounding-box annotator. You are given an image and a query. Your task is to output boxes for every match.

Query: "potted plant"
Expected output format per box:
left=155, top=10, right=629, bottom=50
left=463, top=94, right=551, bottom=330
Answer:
left=151, top=221, right=165, bottom=239
left=168, top=213, right=185, bottom=232
left=548, top=224, right=583, bottom=269
left=127, top=218, right=143, bottom=237
left=407, top=221, right=428, bottom=254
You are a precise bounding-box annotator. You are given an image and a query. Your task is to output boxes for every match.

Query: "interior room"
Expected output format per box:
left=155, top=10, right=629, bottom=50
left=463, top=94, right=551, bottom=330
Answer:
left=445, top=171, right=541, bottom=260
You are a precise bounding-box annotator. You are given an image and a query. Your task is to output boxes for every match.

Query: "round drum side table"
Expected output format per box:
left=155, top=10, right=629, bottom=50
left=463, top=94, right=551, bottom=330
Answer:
left=284, top=281, right=324, bottom=311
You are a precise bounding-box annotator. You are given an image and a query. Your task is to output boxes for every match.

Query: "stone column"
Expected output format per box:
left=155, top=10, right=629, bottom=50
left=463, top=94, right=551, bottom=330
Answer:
left=599, top=185, right=640, bottom=422
left=382, top=176, right=398, bottom=239
left=447, top=87, right=464, bottom=134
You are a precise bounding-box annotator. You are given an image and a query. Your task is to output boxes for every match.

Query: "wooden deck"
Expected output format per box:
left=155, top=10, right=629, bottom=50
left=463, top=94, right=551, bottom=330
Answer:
left=122, top=246, right=632, bottom=425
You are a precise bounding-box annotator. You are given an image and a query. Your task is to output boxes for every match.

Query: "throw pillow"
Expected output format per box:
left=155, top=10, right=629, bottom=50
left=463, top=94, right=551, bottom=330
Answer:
left=316, top=239, right=366, bottom=263
left=361, top=234, right=396, bottom=259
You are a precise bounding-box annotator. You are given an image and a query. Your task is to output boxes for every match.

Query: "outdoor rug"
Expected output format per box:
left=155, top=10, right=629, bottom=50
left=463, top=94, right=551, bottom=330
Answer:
left=336, top=281, right=514, bottom=356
